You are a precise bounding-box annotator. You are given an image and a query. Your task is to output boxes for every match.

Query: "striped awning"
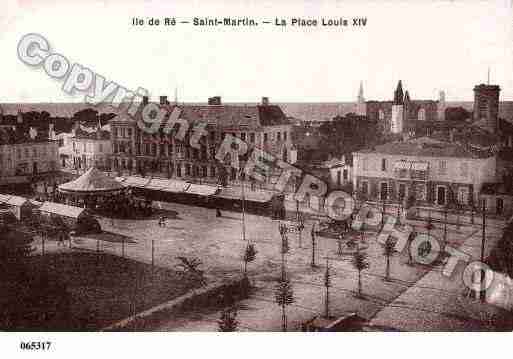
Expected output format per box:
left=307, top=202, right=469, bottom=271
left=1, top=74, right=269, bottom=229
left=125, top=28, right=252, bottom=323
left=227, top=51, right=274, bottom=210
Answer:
left=411, top=162, right=428, bottom=171
left=394, top=161, right=411, bottom=170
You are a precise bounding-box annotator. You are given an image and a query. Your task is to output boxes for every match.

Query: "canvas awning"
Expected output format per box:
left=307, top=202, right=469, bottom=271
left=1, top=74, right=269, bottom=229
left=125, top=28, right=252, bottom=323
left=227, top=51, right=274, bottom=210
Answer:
left=122, top=176, right=151, bottom=188
left=185, top=184, right=218, bottom=196
left=146, top=178, right=189, bottom=193
left=39, top=201, right=85, bottom=219
left=394, top=161, right=411, bottom=170
left=411, top=162, right=429, bottom=171
left=216, top=187, right=273, bottom=203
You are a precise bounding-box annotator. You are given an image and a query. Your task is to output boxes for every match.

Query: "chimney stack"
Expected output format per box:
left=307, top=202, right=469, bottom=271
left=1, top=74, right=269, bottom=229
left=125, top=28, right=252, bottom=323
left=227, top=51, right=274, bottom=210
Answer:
left=160, top=96, right=168, bottom=105
left=261, top=97, right=270, bottom=106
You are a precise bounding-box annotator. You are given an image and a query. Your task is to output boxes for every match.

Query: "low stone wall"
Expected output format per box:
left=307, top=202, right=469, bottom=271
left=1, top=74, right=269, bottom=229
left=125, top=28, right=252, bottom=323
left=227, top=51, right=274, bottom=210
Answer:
left=103, top=276, right=250, bottom=331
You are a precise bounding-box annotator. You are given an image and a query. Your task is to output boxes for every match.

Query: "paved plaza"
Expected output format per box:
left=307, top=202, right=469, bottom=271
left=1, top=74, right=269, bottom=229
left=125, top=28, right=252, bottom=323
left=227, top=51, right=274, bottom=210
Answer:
left=32, top=200, right=507, bottom=331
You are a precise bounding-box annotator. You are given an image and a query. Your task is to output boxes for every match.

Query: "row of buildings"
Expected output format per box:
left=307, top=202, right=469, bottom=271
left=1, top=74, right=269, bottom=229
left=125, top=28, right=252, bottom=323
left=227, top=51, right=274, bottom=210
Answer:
left=2, top=81, right=513, bottom=216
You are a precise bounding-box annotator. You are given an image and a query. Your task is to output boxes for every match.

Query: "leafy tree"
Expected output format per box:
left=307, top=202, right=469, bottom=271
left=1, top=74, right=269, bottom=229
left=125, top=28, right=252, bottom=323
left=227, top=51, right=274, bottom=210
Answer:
left=275, top=275, right=294, bottom=331
left=242, top=244, right=257, bottom=276
left=382, top=237, right=395, bottom=281
left=444, top=107, right=470, bottom=122
left=175, top=256, right=207, bottom=286
left=218, top=307, right=238, bottom=332
left=351, top=245, right=369, bottom=297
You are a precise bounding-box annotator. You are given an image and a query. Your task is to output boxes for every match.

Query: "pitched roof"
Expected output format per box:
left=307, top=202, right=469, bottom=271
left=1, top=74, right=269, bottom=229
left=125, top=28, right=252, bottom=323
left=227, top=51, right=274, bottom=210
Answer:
left=39, top=201, right=85, bottom=219
left=358, top=137, right=493, bottom=159
left=112, top=103, right=291, bottom=129
left=58, top=167, right=125, bottom=193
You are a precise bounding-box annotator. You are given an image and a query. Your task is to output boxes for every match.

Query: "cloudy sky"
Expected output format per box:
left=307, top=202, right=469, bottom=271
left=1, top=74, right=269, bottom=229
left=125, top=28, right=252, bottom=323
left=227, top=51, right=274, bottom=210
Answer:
left=1, top=0, right=512, bottom=103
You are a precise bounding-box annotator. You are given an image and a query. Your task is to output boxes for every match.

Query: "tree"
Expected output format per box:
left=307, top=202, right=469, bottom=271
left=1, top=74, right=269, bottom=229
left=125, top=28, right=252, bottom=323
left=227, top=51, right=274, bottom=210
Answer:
left=444, top=107, right=470, bottom=122
left=323, top=258, right=332, bottom=318
left=218, top=307, right=238, bottom=332
left=310, top=224, right=317, bottom=268
left=351, top=245, right=369, bottom=298
left=175, top=256, right=207, bottom=286
left=382, top=237, right=395, bottom=281
left=274, top=275, right=294, bottom=331
left=242, top=244, right=257, bottom=276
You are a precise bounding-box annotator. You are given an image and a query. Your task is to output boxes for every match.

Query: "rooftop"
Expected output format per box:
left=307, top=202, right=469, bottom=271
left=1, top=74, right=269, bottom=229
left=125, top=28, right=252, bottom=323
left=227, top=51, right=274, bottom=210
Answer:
left=111, top=102, right=291, bottom=129
left=357, top=137, right=494, bottom=159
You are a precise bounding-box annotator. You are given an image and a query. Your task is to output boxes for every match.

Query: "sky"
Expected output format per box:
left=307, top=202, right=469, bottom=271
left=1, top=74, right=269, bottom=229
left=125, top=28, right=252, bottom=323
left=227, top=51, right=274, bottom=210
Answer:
left=1, top=0, right=512, bottom=103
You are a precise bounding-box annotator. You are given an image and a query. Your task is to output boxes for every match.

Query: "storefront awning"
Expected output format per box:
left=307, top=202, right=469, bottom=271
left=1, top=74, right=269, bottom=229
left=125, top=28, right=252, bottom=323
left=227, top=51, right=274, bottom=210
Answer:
left=394, top=161, right=411, bottom=170
left=185, top=184, right=218, bottom=196
left=146, top=178, right=189, bottom=193
left=411, top=162, right=429, bottom=171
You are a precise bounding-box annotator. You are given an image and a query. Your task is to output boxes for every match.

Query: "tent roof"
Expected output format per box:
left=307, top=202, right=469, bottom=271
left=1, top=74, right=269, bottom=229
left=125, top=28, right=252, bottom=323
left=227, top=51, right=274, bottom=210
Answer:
left=39, top=201, right=85, bottom=219
left=58, top=167, right=125, bottom=193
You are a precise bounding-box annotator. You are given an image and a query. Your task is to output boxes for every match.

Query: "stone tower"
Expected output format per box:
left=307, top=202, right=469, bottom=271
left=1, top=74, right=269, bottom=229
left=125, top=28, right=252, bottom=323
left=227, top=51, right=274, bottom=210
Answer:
left=473, top=84, right=500, bottom=133
left=391, top=80, right=405, bottom=134
left=437, top=90, right=446, bottom=121
left=356, top=81, right=366, bottom=116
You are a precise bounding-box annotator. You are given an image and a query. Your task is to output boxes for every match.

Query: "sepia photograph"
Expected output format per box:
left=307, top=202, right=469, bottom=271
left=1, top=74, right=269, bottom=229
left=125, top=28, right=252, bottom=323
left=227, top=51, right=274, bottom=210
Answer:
left=1, top=0, right=513, bottom=356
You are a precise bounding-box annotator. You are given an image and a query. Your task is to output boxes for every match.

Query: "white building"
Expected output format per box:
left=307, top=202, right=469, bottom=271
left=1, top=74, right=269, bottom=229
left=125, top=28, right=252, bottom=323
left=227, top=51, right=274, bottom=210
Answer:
left=352, top=137, right=497, bottom=208
left=0, top=127, right=59, bottom=185
left=70, top=124, right=112, bottom=171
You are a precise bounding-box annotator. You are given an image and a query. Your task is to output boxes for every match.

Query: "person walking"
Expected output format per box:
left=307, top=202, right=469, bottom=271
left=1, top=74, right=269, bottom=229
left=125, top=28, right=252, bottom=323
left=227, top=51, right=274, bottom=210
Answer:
left=216, top=208, right=222, bottom=218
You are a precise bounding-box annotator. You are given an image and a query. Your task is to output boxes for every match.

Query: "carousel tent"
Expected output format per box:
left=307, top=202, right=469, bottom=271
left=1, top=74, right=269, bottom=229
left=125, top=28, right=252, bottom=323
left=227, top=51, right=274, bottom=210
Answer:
left=58, top=167, right=125, bottom=195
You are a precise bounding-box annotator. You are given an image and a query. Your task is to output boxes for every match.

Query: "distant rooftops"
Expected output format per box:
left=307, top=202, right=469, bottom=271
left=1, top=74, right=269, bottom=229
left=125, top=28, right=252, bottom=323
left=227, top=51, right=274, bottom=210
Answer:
left=357, top=136, right=494, bottom=159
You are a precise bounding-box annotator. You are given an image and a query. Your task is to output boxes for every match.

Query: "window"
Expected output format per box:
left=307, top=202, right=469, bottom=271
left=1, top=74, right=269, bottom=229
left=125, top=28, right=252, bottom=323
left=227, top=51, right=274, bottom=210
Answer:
left=264, top=133, right=268, bottom=142
left=128, top=128, right=132, bottom=137
left=284, top=131, right=288, bottom=141
left=250, top=133, right=255, bottom=143
left=337, top=171, right=341, bottom=186
left=458, top=187, right=469, bottom=205
left=361, top=181, right=369, bottom=195
left=362, top=158, right=369, bottom=171
left=99, top=144, right=103, bottom=153
left=277, top=132, right=281, bottom=141
left=210, top=132, right=216, bottom=141
left=438, top=160, right=447, bottom=175
left=380, top=182, right=388, bottom=200
left=168, top=145, right=173, bottom=156
left=460, top=162, right=468, bottom=178
left=381, top=158, right=387, bottom=172
left=113, top=128, right=117, bottom=137
left=211, top=166, right=216, bottom=178
left=241, top=132, right=246, bottom=141
left=343, top=169, right=348, bottom=180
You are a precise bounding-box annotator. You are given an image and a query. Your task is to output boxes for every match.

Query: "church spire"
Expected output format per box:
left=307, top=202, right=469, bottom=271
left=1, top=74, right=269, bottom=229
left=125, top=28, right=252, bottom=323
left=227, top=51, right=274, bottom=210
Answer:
left=404, top=90, right=411, bottom=103
left=357, top=81, right=365, bottom=103
left=394, top=80, right=404, bottom=105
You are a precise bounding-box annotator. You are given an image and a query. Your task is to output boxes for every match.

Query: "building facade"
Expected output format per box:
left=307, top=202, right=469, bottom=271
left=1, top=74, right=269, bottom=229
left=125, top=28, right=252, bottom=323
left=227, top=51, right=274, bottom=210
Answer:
left=352, top=137, right=496, bottom=209
left=69, top=125, right=112, bottom=171
left=0, top=126, right=59, bottom=184
left=109, top=96, right=294, bottom=183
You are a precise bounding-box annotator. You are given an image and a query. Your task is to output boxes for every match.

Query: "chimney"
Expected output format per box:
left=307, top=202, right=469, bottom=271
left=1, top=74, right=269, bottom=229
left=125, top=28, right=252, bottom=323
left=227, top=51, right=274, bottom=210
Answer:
left=261, top=97, right=270, bottom=106
left=142, top=96, right=149, bottom=106
left=208, top=96, right=222, bottom=106
left=160, top=96, right=168, bottom=105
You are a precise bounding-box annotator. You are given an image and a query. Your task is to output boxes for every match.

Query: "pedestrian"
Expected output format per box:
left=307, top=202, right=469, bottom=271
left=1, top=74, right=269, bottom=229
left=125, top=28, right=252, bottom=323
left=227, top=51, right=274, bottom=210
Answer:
left=216, top=208, right=222, bottom=217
